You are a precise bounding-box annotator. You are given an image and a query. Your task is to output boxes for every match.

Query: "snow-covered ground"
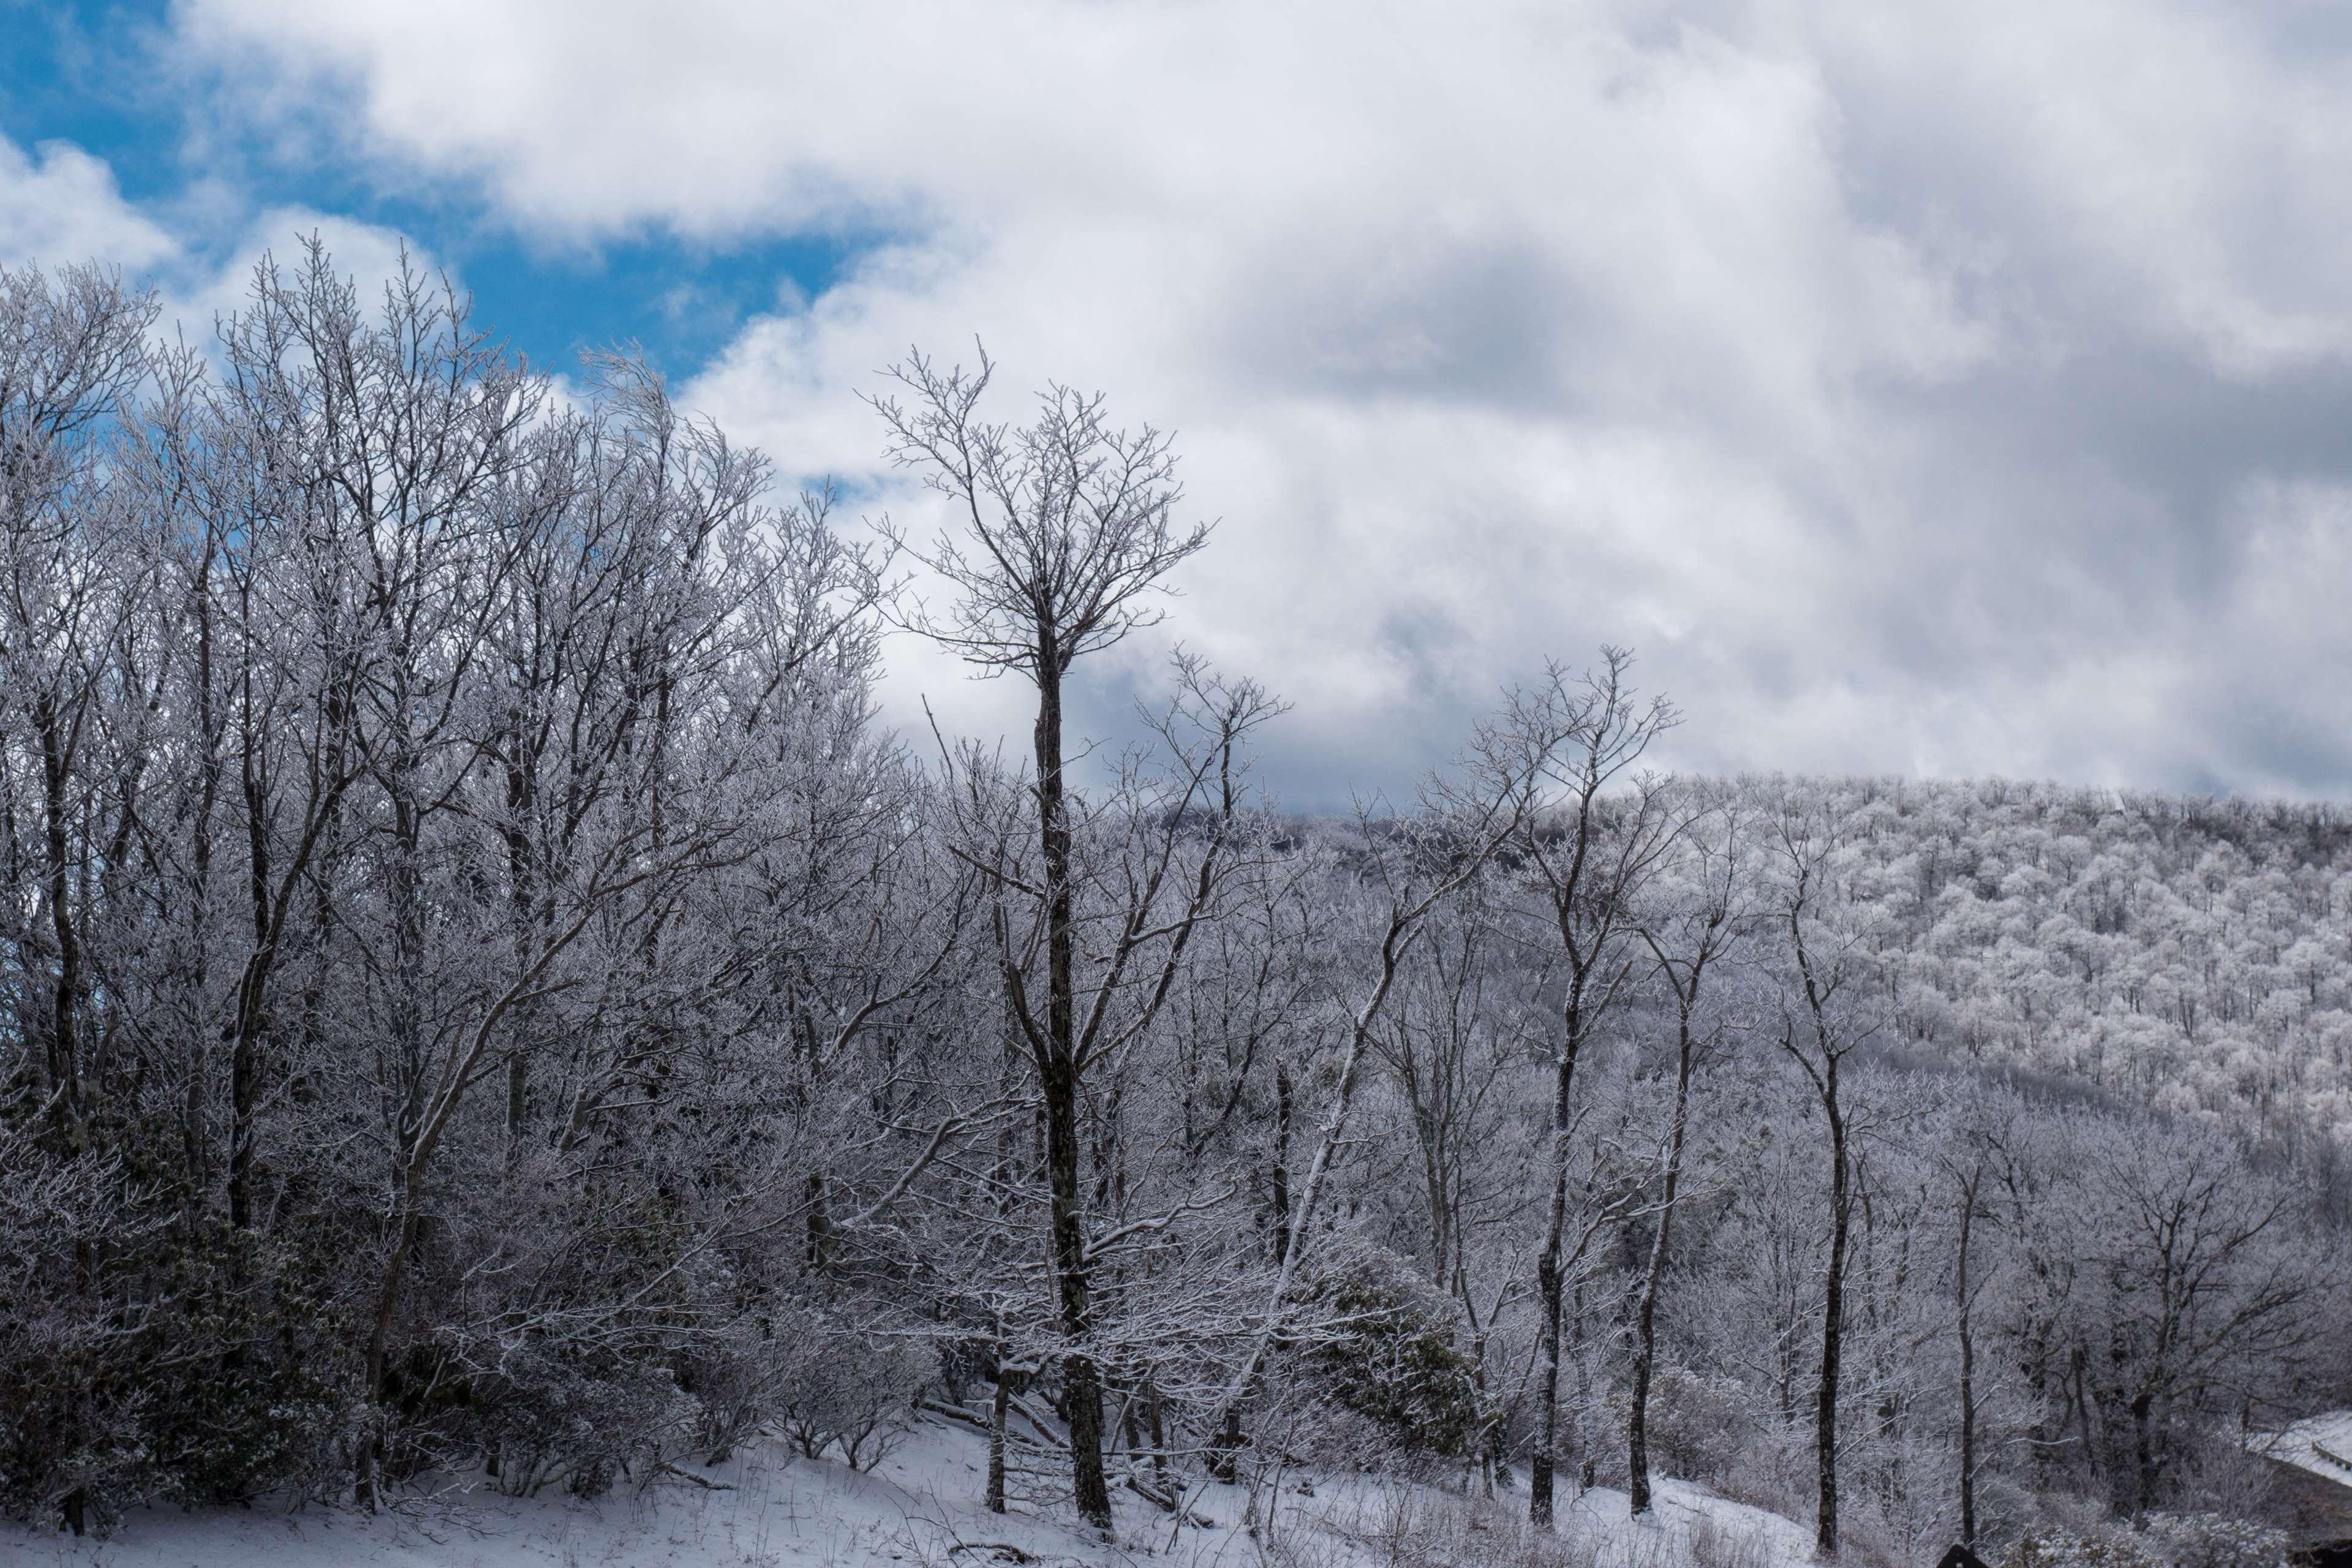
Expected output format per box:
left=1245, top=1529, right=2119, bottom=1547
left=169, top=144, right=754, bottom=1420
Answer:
left=0, top=1419, right=1816, bottom=1568
left=2255, top=1409, right=2352, bottom=1490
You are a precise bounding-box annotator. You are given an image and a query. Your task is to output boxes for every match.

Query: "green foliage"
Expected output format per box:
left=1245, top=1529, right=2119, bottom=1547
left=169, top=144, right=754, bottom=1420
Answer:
left=2004, top=1525, right=2168, bottom=1568
left=2003, top=1515, right=2290, bottom=1568
left=2138, top=1513, right=2293, bottom=1568
left=462, top=1338, right=697, bottom=1498
left=1287, top=1245, right=1485, bottom=1460
left=0, top=1186, right=358, bottom=1534
left=137, top=1213, right=358, bottom=1506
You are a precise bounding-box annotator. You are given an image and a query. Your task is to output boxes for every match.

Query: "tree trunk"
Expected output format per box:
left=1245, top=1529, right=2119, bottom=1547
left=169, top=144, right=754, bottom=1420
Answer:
left=1816, top=1082, right=1849, bottom=1559
left=1531, top=1014, right=1583, bottom=1528
left=1629, top=1005, right=1698, bottom=1514
left=2131, top=1391, right=2158, bottom=1518
left=1575, top=1284, right=1597, bottom=1488
left=1532, top=1245, right=1562, bottom=1525
left=502, top=709, right=536, bottom=1146
left=37, top=700, right=83, bottom=1150
left=1269, top=1062, right=1293, bottom=1261
left=987, top=1364, right=1009, bottom=1513
left=1032, top=658, right=1112, bottom=1531
left=356, top=1192, right=423, bottom=1510
left=1147, top=1380, right=1168, bottom=1483
left=1956, top=1166, right=1978, bottom=1552
left=1208, top=1396, right=1243, bottom=1484
left=184, top=553, right=221, bottom=1197
left=229, top=685, right=273, bottom=1230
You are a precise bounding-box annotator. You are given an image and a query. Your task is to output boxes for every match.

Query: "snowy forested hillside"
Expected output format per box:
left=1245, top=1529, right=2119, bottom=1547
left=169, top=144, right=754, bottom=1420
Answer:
left=4, top=255, right=2348, bottom=1565
left=1780, top=780, right=2352, bottom=1137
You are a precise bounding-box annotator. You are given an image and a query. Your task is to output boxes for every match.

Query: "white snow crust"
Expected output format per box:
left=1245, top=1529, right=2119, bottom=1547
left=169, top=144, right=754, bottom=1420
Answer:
left=0, top=1418, right=1821, bottom=1568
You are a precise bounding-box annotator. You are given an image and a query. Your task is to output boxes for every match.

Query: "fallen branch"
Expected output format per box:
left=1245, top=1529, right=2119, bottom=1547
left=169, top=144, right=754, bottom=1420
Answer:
left=1006, top=1392, right=1070, bottom=1450
left=916, top=1396, right=990, bottom=1433
left=914, top=1397, right=1063, bottom=1458
left=1121, top=1468, right=1214, bottom=1528
left=1124, top=1473, right=1178, bottom=1512
left=652, top=1461, right=736, bottom=1492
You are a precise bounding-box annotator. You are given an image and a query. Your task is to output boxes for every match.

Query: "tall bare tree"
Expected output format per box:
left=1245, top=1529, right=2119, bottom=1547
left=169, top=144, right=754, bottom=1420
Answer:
left=870, top=346, right=1212, bottom=1529
left=1491, top=649, right=1679, bottom=1526
left=1762, top=785, right=1881, bottom=1558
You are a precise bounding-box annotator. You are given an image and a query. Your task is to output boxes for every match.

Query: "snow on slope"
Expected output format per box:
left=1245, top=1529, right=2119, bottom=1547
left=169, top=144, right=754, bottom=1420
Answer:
left=1557, top=1478, right=1816, bottom=1568
left=0, top=1419, right=1816, bottom=1568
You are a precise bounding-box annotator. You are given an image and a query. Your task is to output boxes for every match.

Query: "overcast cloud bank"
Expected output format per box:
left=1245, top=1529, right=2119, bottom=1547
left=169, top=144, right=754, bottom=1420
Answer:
left=6, top=0, right=2351, bottom=801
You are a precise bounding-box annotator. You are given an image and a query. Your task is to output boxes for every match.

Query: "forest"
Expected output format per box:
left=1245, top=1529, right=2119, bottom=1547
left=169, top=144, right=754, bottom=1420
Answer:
left=2, top=249, right=2348, bottom=1562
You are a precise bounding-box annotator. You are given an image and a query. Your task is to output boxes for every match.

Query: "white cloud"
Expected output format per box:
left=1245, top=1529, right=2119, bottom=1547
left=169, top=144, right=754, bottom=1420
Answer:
left=154, top=205, right=451, bottom=347
left=0, top=121, right=448, bottom=377
left=0, top=135, right=178, bottom=273
left=135, top=1, right=2352, bottom=797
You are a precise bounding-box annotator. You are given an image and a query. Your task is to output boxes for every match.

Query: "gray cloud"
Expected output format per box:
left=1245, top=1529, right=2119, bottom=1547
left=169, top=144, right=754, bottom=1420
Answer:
left=113, top=1, right=2352, bottom=803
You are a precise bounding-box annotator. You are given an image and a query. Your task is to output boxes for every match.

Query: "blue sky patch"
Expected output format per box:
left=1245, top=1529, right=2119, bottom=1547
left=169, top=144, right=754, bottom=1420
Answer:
left=0, top=0, right=859, bottom=376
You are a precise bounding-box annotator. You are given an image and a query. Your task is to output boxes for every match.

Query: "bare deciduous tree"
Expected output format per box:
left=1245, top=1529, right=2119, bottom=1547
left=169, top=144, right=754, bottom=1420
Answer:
left=870, top=345, right=1212, bottom=1529
left=1627, top=789, right=1747, bottom=1514
left=1487, top=649, right=1679, bottom=1526
left=1762, top=785, right=1882, bottom=1558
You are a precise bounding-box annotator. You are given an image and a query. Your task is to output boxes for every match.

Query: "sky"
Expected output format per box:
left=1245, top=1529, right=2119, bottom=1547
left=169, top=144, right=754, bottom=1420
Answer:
left=7, top=0, right=2352, bottom=807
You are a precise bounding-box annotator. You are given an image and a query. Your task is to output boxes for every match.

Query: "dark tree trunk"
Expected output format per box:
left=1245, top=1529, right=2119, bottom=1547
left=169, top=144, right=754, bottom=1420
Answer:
left=502, top=715, right=536, bottom=1145
left=2132, top=1391, right=2158, bottom=1517
left=229, top=683, right=273, bottom=1229
left=1531, top=1009, right=1583, bottom=1528
left=37, top=701, right=83, bottom=1149
left=1629, top=1002, right=1697, bottom=1514
left=1032, top=658, right=1112, bottom=1531
left=987, top=1363, right=1009, bottom=1513
left=1208, top=1395, right=1244, bottom=1484
left=1269, top=1061, right=1293, bottom=1261
left=1147, top=1379, right=1168, bottom=1482
left=1956, top=1165, right=1980, bottom=1551
left=355, top=1191, right=423, bottom=1510
left=184, top=549, right=221, bottom=1196
left=1817, top=1074, right=1849, bottom=1559
left=1532, top=1245, right=1562, bottom=1525
left=1575, top=1284, right=1597, bottom=1488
